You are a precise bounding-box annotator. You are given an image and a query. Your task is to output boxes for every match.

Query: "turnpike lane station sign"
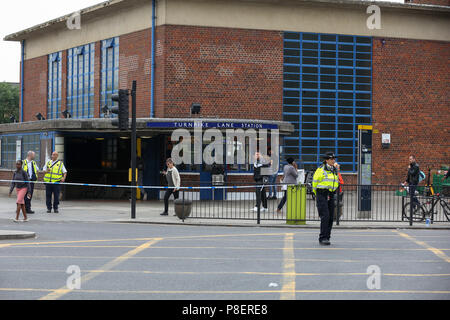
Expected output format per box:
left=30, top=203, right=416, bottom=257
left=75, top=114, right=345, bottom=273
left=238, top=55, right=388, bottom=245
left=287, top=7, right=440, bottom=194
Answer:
left=146, top=121, right=278, bottom=130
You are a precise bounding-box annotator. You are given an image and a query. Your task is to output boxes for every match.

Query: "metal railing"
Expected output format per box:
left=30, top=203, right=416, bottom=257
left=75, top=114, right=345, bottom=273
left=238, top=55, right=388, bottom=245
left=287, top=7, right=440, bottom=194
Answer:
left=178, top=183, right=450, bottom=225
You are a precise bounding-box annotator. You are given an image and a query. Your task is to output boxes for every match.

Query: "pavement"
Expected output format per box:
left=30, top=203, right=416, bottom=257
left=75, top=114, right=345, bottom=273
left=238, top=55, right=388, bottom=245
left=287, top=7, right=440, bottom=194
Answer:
left=1, top=194, right=449, bottom=240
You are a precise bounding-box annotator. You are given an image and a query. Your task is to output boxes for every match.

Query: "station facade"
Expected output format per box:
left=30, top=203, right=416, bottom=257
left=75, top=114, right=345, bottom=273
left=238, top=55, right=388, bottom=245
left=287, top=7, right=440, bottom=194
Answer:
left=1, top=0, right=449, bottom=199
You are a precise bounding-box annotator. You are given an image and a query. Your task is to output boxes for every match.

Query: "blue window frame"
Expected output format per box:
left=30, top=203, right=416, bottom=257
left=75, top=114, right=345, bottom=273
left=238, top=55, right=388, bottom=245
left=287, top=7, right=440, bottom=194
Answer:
left=0, top=133, right=49, bottom=169
left=282, top=32, right=372, bottom=172
left=47, top=52, right=62, bottom=120
left=101, top=37, right=119, bottom=118
left=0, top=136, right=18, bottom=169
left=67, top=44, right=95, bottom=118
left=21, top=134, right=41, bottom=166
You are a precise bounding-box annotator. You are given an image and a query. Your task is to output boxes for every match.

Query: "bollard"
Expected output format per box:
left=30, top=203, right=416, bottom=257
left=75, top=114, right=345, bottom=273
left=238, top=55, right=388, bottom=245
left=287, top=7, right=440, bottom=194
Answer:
left=286, top=185, right=306, bottom=225
left=409, top=188, right=413, bottom=226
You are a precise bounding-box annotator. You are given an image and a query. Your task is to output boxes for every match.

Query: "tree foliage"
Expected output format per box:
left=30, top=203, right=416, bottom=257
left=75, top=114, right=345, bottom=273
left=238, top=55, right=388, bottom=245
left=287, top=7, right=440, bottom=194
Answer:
left=0, top=82, right=20, bottom=124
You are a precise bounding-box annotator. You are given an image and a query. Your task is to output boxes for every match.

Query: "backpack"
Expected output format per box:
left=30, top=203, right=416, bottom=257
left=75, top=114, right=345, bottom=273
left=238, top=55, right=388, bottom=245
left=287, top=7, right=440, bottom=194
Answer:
left=419, top=170, right=426, bottom=182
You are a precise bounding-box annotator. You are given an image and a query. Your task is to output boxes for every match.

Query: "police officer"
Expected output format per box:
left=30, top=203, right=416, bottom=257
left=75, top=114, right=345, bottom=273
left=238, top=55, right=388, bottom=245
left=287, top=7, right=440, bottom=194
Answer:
left=312, top=152, right=340, bottom=246
left=22, top=151, right=39, bottom=214
left=43, top=151, right=67, bottom=213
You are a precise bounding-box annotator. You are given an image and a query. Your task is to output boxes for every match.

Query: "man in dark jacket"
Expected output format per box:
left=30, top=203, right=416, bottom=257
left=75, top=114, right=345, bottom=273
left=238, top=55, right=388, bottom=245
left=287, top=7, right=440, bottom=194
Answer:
left=404, top=155, right=420, bottom=208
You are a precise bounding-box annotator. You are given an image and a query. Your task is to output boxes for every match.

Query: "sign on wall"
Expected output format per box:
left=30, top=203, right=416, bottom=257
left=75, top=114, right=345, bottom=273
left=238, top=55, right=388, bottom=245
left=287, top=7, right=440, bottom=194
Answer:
left=15, top=139, right=22, bottom=162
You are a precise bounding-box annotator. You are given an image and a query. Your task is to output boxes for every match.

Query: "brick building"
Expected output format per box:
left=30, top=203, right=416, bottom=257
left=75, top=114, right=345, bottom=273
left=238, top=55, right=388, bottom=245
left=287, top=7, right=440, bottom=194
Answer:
left=0, top=0, right=449, bottom=199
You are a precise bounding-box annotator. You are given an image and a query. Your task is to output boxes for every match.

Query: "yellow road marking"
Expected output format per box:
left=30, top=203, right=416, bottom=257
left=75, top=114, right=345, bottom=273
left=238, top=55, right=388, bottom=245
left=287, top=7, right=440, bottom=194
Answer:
left=105, top=246, right=450, bottom=251
left=5, top=244, right=450, bottom=251
left=281, top=233, right=296, bottom=300
left=1, top=269, right=449, bottom=277
left=0, top=255, right=442, bottom=263
left=38, top=238, right=162, bottom=300
left=0, top=233, right=291, bottom=248
left=2, top=230, right=435, bottom=248
left=2, top=288, right=450, bottom=295
left=395, top=231, right=450, bottom=263
left=0, top=238, right=158, bottom=247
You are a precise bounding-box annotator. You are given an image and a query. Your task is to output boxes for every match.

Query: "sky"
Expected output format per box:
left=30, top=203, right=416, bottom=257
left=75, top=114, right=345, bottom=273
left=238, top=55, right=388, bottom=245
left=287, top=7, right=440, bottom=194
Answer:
left=0, top=0, right=405, bottom=83
left=0, top=0, right=104, bottom=83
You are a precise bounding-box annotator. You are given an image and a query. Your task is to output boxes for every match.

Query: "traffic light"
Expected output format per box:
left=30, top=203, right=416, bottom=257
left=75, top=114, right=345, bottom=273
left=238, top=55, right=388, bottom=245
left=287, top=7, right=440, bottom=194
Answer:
left=111, top=89, right=129, bottom=130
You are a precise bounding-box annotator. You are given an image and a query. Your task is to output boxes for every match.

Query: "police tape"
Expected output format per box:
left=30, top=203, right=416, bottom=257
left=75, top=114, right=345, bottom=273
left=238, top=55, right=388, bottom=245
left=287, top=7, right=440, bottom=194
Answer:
left=0, top=179, right=294, bottom=190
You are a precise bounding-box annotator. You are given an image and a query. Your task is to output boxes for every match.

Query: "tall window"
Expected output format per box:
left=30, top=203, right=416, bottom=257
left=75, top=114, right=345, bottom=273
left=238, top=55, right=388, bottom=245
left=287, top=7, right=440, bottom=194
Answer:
left=48, top=52, right=62, bottom=120
left=67, top=44, right=95, bottom=118
left=101, top=37, right=119, bottom=118
left=0, top=136, right=18, bottom=169
left=282, top=32, right=372, bottom=172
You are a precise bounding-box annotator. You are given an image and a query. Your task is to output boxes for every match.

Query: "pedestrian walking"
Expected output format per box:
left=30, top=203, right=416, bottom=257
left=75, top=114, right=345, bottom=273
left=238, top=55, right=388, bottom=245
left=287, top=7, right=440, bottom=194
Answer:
left=403, top=155, right=420, bottom=209
left=160, top=158, right=181, bottom=216
left=312, top=152, right=340, bottom=246
left=252, top=152, right=270, bottom=212
left=22, top=151, right=39, bottom=214
left=276, top=157, right=298, bottom=213
left=43, top=151, right=67, bottom=213
left=8, top=160, right=31, bottom=222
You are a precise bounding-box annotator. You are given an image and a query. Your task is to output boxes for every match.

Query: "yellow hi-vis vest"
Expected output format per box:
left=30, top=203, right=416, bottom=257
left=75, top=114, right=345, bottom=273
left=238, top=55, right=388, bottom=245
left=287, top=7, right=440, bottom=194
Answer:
left=22, top=160, right=38, bottom=180
left=312, top=165, right=339, bottom=194
left=44, top=160, right=63, bottom=183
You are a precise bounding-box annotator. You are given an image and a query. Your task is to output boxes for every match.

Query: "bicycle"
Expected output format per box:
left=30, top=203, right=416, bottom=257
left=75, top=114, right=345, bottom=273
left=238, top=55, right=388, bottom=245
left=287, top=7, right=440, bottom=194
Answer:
left=402, top=191, right=450, bottom=222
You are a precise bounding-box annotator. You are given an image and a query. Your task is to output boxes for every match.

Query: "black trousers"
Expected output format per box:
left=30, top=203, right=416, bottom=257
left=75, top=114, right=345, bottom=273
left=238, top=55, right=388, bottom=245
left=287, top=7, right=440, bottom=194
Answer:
left=46, top=183, right=61, bottom=210
left=277, top=191, right=287, bottom=210
left=408, top=185, right=420, bottom=207
left=255, top=180, right=267, bottom=209
left=163, top=189, right=179, bottom=213
left=316, top=190, right=336, bottom=242
left=25, top=181, right=35, bottom=211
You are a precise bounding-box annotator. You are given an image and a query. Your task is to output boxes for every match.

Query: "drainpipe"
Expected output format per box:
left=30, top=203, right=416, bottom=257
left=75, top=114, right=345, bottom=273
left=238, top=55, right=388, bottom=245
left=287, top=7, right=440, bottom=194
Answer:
left=150, top=0, right=156, bottom=118
left=20, top=40, right=25, bottom=122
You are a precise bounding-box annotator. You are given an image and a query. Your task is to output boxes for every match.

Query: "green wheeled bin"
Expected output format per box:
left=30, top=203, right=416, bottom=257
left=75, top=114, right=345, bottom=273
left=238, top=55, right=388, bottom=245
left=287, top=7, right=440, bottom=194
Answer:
left=286, top=185, right=307, bottom=225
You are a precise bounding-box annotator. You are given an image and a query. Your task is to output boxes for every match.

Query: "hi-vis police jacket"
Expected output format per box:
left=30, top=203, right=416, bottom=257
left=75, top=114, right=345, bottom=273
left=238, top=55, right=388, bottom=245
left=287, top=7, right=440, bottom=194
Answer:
left=312, top=164, right=339, bottom=195
left=22, top=159, right=39, bottom=181
left=43, top=160, right=64, bottom=183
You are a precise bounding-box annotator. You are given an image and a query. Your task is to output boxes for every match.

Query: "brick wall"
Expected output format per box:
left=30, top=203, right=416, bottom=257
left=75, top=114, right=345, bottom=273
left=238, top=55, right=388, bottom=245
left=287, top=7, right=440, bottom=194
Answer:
left=372, top=37, right=450, bottom=185
left=405, top=0, right=450, bottom=6
left=22, top=56, right=47, bottom=122
left=154, top=26, right=167, bottom=119
left=157, top=25, right=283, bottom=120
left=119, top=29, right=152, bottom=118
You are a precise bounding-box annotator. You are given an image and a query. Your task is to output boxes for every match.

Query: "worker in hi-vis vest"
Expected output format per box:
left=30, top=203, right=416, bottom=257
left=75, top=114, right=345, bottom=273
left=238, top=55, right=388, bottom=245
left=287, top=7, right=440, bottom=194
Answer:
left=42, top=151, right=67, bottom=213
left=312, top=152, right=340, bottom=246
left=22, top=151, right=39, bottom=214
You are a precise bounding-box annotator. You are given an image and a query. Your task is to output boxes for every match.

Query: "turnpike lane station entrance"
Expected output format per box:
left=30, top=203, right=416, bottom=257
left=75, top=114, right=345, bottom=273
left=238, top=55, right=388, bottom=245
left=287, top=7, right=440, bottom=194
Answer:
left=64, top=135, right=131, bottom=200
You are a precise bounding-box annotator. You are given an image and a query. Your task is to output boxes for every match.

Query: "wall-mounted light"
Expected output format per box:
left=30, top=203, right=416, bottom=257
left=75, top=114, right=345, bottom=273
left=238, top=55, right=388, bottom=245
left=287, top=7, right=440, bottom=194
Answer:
left=191, top=103, right=201, bottom=115
left=382, top=133, right=391, bottom=149
left=62, top=110, right=72, bottom=118
left=102, top=105, right=110, bottom=118
left=35, top=113, right=45, bottom=121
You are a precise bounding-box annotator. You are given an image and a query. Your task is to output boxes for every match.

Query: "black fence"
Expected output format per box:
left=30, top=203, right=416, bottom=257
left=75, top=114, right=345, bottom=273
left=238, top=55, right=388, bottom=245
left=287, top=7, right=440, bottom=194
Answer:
left=177, top=184, right=450, bottom=225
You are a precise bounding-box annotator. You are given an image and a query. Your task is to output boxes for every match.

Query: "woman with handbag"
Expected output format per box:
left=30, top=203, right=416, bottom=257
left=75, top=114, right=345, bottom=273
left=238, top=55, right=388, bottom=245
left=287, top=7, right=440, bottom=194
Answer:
left=277, top=158, right=298, bottom=213
left=8, top=160, right=32, bottom=222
